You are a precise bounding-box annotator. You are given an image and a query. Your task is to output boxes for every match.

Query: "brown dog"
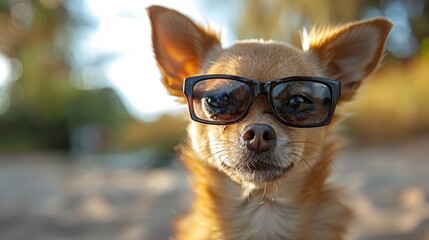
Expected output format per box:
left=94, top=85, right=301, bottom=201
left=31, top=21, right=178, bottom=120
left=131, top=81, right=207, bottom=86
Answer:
left=147, top=5, right=392, bottom=240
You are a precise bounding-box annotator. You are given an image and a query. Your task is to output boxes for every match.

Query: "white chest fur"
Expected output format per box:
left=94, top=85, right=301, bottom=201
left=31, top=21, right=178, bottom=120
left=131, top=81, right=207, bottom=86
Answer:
left=227, top=196, right=300, bottom=240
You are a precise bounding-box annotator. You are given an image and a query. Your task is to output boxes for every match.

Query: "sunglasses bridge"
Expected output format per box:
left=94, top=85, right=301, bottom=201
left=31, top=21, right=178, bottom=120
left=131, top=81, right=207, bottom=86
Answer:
left=249, top=80, right=272, bottom=98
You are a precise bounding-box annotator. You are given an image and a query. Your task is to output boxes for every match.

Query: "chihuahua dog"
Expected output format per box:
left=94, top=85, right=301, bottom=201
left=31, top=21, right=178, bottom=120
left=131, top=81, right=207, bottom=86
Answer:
left=147, top=5, right=392, bottom=240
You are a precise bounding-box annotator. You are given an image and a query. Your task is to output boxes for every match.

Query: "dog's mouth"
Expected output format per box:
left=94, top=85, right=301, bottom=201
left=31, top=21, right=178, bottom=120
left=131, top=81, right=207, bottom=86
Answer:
left=220, top=160, right=294, bottom=183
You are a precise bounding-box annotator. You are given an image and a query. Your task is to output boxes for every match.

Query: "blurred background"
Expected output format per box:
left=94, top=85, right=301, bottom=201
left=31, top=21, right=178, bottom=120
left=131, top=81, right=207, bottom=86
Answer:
left=0, top=0, right=428, bottom=239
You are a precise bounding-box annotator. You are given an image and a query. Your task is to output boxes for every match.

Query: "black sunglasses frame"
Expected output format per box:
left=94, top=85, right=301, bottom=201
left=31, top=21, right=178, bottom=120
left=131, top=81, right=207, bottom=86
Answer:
left=183, top=74, right=341, bottom=128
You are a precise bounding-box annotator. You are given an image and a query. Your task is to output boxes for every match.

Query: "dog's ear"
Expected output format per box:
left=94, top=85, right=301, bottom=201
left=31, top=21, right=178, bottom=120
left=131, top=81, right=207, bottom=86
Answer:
left=307, top=18, right=392, bottom=101
left=147, top=5, right=221, bottom=99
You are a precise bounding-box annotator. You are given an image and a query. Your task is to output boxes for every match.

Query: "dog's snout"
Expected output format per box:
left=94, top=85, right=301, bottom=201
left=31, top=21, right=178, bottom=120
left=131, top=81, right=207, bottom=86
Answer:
left=241, top=124, right=276, bottom=153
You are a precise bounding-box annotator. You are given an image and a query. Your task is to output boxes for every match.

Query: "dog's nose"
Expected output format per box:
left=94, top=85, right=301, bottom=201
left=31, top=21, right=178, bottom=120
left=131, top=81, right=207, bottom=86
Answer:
left=241, top=124, right=276, bottom=153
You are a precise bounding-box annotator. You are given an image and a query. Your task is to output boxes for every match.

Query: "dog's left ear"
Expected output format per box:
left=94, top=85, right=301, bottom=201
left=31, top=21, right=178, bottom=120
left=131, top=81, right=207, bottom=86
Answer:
left=307, top=18, right=392, bottom=101
left=147, top=5, right=221, bottom=99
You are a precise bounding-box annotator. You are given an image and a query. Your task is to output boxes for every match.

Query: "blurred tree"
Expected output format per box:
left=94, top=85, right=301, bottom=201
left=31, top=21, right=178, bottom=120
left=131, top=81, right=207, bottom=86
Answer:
left=237, top=0, right=360, bottom=45
left=120, top=114, right=187, bottom=152
left=237, top=0, right=429, bottom=59
left=0, top=0, right=130, bottom=152
left=361, top=0, right=429, bottom=58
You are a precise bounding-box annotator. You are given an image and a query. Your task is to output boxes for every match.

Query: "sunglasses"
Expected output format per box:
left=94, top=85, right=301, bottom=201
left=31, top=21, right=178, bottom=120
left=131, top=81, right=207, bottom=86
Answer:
left=183, top=74, right=341, bottom=128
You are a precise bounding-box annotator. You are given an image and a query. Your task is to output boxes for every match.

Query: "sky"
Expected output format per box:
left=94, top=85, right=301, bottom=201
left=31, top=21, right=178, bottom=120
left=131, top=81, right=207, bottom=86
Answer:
left=78, top=0, right=239, bottom=121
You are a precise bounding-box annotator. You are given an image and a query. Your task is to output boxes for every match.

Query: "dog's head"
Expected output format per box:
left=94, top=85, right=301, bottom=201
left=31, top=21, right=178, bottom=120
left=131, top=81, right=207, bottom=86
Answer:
left=147, top=6, right=392, bottom=187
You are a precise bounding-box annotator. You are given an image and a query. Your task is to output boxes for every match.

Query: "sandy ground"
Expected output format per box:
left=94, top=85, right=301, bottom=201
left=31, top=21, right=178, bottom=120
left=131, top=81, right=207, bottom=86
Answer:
left=0, top=136, right=428, bottom=240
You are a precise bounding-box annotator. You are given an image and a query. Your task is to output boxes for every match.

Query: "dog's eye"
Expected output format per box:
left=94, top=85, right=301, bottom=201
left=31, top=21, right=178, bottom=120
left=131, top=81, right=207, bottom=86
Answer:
left=206, top=93, right=230, bottom=108
left=203, top=92, right=240, bottom=121
left=196, top=82, right=251, bottom=122
left=286, top=95, right=314, bottom=113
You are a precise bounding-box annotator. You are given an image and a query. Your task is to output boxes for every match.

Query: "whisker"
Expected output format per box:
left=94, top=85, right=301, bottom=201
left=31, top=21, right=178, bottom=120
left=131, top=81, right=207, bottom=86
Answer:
left=184, top=147, right=232, bottom=172
left=290, top=152, right=315, bottom=175
left=261, top=182, right=267, bottom=200
left=286, top=144, right=324, bottom=155
left=286, top=140, right=323, bottom=146
left=289, top=149, right=320, bottom=163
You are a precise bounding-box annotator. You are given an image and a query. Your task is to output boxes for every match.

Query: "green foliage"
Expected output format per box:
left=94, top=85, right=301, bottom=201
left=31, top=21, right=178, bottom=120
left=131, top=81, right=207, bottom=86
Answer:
left=119, top=114, right=187, bottom=152
left=343, top=58, right=429, bottom=142
left=0, top=1, right=130, bottom=152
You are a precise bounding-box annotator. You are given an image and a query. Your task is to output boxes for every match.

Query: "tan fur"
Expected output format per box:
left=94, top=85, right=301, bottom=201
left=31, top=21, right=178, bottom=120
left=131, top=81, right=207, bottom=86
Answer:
left=147, top=5, right=392, bottom=240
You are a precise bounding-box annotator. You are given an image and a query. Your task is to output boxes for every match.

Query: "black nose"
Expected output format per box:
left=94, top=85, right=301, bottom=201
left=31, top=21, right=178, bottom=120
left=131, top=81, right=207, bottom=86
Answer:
left=241, top=124, right=277, bottom=153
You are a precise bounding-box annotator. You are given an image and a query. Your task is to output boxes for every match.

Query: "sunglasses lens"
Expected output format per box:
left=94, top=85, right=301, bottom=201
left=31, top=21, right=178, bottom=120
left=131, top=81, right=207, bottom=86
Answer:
left=271, top=81, right=332, bottom=125
left=192, top=79, right=251, bottom=122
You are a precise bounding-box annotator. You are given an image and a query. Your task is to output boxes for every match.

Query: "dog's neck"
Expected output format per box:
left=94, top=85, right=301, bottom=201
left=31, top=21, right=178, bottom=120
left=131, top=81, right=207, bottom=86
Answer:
left=176, top=137, right=352, bottom=240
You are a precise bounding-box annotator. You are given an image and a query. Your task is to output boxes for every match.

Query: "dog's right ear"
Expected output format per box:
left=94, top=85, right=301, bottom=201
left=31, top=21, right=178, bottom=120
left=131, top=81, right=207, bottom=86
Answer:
left=147, top=5, right=221, bottom=99
left=306, top=18, right=392, bottom=102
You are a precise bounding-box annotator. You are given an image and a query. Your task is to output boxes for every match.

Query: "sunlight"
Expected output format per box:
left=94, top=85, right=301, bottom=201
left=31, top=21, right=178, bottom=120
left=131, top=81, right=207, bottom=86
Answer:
left=0, top=54, right=11, bottom=114
left=301, top=27, right=310, bottom=51
left=83, top=0, right=232, bottom=121
left=0, top=54, right=10, bottom=87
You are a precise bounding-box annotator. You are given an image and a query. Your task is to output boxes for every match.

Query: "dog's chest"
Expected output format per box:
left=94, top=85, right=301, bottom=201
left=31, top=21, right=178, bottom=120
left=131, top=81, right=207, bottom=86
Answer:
left=231, top=198, right=300, bottom=240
